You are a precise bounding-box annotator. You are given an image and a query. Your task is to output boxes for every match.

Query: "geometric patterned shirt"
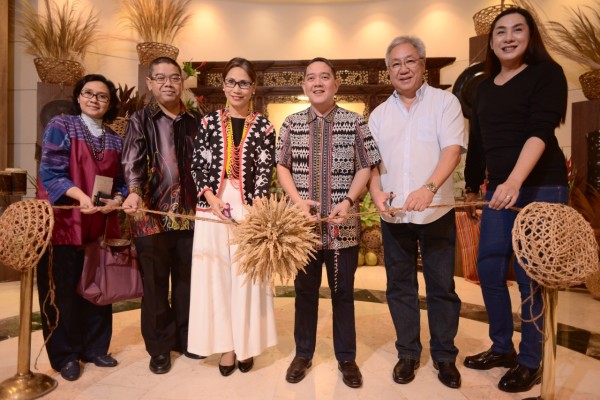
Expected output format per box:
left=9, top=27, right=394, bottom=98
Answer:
left=276, top=105, right=381, bottom=249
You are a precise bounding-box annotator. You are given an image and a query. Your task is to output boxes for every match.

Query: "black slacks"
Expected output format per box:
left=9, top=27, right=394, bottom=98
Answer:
left=37, top=245, right=112, bottom=371
left=293, top=245, right=359, bottom=362
left=135, top=230, right=193, bottom=356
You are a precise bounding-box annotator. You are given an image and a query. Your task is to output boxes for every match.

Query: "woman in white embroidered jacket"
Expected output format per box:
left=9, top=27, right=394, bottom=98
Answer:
left=188, top=57, right=277, bottom=376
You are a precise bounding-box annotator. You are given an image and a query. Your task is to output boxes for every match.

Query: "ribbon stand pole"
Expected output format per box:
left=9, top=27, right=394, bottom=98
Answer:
left=540, top=287, right=558, bottom=399
left=0, top=268, right=57, bottom=399
left=525, top=287, right=558, bottom=400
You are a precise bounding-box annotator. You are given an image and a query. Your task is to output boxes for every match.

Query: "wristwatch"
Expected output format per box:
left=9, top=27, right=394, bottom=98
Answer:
left=342, top=196, right=355, bottom=207
left=423, top=182, right=439, bottom=194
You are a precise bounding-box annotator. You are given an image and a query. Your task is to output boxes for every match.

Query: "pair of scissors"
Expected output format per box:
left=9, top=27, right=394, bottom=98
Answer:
left=222, top=203, right=238, bottom=225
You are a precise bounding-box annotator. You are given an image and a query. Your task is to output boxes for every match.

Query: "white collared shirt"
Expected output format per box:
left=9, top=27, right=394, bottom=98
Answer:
left=369, top=83, right=466, bottom=225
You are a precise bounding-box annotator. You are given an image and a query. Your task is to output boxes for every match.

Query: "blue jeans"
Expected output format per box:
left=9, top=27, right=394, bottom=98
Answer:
left=381, top=210, right=461, bottom=362
left=478, top=185, right=568, bottom=369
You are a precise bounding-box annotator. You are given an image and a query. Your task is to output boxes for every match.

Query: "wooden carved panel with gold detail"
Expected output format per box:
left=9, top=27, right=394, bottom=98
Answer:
left=189, top=57, right=455, bottom=119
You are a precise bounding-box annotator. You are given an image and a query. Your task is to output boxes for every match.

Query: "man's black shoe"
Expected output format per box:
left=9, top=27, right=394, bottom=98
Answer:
left=498, top=364, right=541, bottom=393
left=464, top=348, right=517, bottom=370
left=285, top=356, right=312, bottom=383
left=338, top=360, right=363, bottom=388
left=60, top=360, right=81, bottom=381
left=149, top=353, right=171, bottom=374
left=392, top=358, right=419, bottom=384
left=84, top=354, right=118, bottom=367
left=433, top=361, right=461, bottom=389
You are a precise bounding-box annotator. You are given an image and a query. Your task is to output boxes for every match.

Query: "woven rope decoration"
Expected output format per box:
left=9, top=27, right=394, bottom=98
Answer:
left=512, top=202, right=599, bottom=289
left=230, top=195, right=320, bottom=289
left=0, top=200, right=54, bottom=272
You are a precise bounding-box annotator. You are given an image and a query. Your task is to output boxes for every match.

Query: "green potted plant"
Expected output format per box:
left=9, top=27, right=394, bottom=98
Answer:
left=106, top=84, right=147, bottom=137
left=19, top=0, right=99, bottom=86
left=120, top=0, right=192, bottom=65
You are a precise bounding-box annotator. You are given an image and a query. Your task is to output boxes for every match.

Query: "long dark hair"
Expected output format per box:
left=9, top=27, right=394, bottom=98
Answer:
left=72, top=74, right=119, bottom=123
left=485, top=7, right=556, bottom=77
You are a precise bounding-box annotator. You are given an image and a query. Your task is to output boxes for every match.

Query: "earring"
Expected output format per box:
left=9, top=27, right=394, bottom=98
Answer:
left=249, top=98, right=254, bottom=114
left=226, top=99, right=229, bottom=108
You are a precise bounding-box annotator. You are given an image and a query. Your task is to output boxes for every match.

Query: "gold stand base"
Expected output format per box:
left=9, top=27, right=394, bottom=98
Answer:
left=0, top=372, right=57, bottom=400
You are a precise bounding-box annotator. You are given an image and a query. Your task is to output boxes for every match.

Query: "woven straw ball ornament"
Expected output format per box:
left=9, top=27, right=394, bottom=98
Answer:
left=0, top=200, right=54, bottom=272
left=512, top=202, right=599, bottom=289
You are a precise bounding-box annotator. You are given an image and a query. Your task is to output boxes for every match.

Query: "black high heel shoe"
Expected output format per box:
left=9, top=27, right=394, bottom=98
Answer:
left=238, top=357, right=254, bottom=373
left=219, top=353, right=236, bottom=377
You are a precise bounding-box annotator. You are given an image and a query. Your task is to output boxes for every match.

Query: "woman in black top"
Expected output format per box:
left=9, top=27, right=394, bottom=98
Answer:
left=463, top=7, right=568, bottom=393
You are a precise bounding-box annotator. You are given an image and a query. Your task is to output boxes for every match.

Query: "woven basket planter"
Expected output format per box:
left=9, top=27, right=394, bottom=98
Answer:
left=34, top=58, right=84, bottom=86
left=579, top=70, right=600, bottom=100
left=107, top=116, right=129, bottom=138
left=136, top=42, right=179, bottom=66
left=360, top=223, right=384, bottom=265
left=473, top=3, right=516, bottom=36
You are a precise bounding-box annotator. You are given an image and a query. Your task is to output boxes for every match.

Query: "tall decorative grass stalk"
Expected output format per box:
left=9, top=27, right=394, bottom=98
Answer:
left=514, top=0, right=600, bottom=70
left=121, top=0, right=192, bottom=44
left=19, top=0, right=99, bottom=61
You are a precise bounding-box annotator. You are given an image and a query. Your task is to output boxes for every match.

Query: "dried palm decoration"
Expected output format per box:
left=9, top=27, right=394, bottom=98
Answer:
left=120, top=0, right=192, bottom=44
left=230, top=195, right=320, bottom=289
left=512, top=202, right=599, bottom=289
left=514, top=0, right=600, bottom=70
left=19, top=0, right=99, bottom=61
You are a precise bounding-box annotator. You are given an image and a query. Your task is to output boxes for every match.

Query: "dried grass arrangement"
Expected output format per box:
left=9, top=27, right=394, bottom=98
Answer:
left=514, top=0, right=600, bottom=98
left=230, top=195, right=320, bottom=289
left=120, top=0, right=192, bottom=44
left=19, top=0, right=98, bottom=61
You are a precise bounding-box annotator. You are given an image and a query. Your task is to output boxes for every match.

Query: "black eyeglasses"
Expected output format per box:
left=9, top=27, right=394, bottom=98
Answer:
left=80, top=89, right=110, bottom=103
left=224, top=78, right=253, bottom=90
left=149, top=74, right=183, bottom=84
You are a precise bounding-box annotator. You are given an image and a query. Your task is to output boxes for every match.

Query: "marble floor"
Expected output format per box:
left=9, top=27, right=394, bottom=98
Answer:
left=1, top=267, right=599, bottom=400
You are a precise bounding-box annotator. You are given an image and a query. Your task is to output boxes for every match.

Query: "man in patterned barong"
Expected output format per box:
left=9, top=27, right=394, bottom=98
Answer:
left=275, top=57, right=381, bottom=389
left=121, top=57, right=202, bottom=375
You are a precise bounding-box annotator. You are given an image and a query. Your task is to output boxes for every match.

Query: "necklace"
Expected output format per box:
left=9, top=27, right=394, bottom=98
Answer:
left=79, top=115, right=106, bottom=161
left=224, top=111, right=253, bottom=188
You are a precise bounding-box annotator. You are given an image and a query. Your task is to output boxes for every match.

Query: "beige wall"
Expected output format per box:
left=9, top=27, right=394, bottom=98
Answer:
left=10, top=0, right=594, bottom=197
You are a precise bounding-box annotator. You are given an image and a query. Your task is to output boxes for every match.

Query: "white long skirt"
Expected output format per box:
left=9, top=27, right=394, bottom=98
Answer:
left=187, top=180, right=278, bottom=360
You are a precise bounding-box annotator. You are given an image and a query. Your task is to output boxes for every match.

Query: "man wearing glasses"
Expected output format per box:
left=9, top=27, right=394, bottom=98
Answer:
left=121, top=57, right=202, bottom=374
left=368, top=36, right=465, bottom=389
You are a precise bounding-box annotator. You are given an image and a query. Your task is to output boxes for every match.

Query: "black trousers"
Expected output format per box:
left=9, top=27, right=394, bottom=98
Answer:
left=37, top=245, right=112, bottom=371
left=135, top=230, right=193, bottom=356
left=294, top=246, right=359, bottom=362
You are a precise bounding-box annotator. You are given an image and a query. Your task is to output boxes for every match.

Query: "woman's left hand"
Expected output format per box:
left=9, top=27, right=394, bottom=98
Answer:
left=489, top=181, right=520, bottom=210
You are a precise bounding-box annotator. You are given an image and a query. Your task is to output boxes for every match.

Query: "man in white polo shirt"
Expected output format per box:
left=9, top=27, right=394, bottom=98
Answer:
left=368, top=35, right=465, bottom=389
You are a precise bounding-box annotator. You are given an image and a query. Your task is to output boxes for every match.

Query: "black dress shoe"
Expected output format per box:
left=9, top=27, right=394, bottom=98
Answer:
left=393, top=358, right=419, bottom=384
left=182, top=350, right=205, bottom=360
left=149, top=353, right=171, bottom=374
left=285, top=356, right=312, bottom=383
left=498, top=363, right=541, bottom=393
left=85, top=354, right=118, bottom=367
left=433, top=361, right=461, bottom=389
left=219, top=354, right=236, bottom=377
left=464, top=348, right=517, bottom=370
left=60, top=361, right=81, bottom=381
left=238, top=357, right=254, bottom=373
left=338, top=360, right=363, bottom=388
